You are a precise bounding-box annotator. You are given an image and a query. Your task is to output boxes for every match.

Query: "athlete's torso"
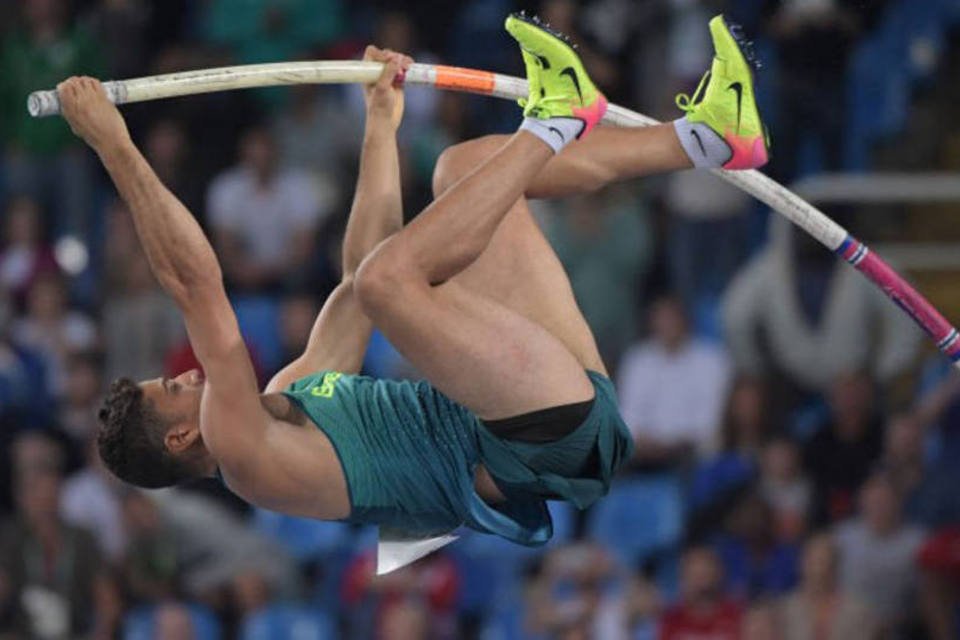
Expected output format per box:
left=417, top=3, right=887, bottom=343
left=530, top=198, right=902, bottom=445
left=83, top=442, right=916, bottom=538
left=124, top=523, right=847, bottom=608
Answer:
left=230, top=372, right=500, bottom=522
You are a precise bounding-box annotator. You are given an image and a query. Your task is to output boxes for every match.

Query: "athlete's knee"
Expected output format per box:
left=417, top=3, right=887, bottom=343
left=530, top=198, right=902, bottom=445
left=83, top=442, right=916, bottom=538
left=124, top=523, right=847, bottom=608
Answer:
left=354, top=239, right=418, bottom=315
left=432, top=135, right=508, bottom=197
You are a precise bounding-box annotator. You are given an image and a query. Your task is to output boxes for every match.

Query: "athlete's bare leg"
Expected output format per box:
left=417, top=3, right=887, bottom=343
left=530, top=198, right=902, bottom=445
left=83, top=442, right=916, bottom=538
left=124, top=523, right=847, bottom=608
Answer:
left=434, top=123, right=691, bottom=377
left=356, top=132, right=597, bottom=420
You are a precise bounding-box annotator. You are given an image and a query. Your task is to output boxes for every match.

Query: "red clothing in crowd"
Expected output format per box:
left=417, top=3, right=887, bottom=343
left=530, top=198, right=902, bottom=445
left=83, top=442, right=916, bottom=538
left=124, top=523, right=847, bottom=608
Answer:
left=658, top=599, right=743, bottom=640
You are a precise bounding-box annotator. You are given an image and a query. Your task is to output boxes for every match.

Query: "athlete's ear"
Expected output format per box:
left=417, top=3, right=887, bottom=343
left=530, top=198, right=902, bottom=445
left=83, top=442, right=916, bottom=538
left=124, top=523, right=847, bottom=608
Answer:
left=164, top=422, right=201, bottom=454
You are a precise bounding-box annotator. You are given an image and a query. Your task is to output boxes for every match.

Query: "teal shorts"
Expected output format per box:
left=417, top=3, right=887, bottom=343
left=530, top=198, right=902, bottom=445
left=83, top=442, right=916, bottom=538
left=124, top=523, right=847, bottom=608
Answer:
left=466, top=370, right=635, bottom=545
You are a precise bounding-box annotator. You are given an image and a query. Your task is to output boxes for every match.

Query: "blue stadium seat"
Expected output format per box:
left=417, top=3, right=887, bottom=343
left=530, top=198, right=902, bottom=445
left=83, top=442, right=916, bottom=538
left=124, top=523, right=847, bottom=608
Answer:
left=586, top=474, right=685, bottom=567
left=232, top=295, right=283, bottom=372
left=240, top=604, right=333, bottom=640
left=252, top=509, right=350, bottom=563
left=123, top=603, right=220, bottom=640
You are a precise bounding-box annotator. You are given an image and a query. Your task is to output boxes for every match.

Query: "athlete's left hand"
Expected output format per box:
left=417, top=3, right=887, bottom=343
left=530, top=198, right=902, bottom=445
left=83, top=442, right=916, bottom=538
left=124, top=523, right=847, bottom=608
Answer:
left=362, top=45, right=412, bottom=130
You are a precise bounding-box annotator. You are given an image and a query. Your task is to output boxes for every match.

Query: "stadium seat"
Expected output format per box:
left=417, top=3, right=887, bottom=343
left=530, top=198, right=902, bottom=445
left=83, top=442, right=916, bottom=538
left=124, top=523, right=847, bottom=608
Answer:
left=232, top=296, right=283, bottom=372
left=123, top=603, right=221, bottom=640
left=586, top=474, right=685, bottom=567
left=252, top=509, right=350, bottom=562
left=240, top=604, right=333, bottom=640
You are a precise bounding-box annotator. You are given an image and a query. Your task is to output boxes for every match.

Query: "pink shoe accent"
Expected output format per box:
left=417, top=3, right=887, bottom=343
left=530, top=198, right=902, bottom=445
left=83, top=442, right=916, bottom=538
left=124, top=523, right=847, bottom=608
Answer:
left=572, top=94, right=608, bottom=138
left=722, top=133, right=768, bottom=170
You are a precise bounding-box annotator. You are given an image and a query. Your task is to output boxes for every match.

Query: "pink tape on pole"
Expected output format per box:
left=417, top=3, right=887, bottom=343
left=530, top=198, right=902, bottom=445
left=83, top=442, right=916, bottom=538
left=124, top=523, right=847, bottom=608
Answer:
left=836, top=236, right=960, bottom=362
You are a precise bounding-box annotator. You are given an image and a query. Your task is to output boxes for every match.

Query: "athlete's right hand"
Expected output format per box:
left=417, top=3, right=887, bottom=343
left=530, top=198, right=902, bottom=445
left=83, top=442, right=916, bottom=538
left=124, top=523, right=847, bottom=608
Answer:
left=58, top=76, right=131, bottom=154
left=362, top=45, right=412, bottom=131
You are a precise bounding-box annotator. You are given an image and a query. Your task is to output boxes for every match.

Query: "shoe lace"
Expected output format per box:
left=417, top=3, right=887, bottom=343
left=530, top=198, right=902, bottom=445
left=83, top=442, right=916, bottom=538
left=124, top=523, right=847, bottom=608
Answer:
left=675, top=70, right=711, bottom=113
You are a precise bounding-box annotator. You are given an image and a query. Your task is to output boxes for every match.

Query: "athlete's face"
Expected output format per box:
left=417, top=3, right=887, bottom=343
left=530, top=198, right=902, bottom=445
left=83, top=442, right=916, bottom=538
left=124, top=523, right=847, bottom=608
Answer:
left=139, top=369, right=206, bottom=455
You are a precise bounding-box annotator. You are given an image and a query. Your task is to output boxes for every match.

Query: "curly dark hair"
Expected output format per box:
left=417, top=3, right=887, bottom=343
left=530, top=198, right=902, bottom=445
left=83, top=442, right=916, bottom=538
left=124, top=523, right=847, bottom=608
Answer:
left=97, top=378, right=199, bottom=488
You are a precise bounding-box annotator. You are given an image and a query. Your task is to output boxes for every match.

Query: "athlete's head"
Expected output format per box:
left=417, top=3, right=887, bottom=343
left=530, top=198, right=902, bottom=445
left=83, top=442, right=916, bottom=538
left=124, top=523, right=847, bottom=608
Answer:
left=97, top=369, right=212, bottom=488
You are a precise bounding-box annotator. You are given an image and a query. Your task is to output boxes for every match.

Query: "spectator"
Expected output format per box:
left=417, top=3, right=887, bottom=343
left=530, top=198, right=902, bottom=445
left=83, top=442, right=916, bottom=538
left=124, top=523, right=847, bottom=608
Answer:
left=804, top=372, right=883, bottom=525
left=525, top=542, right=627, bottom=640
left=202, top=0, right=345, bottom=66
left=0, top=195, right=58, bottom=307
left=713, top=491, right=800, bottom=599
left=277, top=292, right=320, bottom=366
left=776, top=533, right=880, bottom=640
left=61, top=434, right=127, bottom=561
left=917, top=526, right=960, bottom=640
left=0, top=0, right=103, bottom=240
left=543, top=188, right=653, bottom=366
left=764, top=0, right=887, bottom=181
left=101, top=201, right=183, bottom=383
left=11, top=271, right=98, bottom=396
left=121, top=490, right=180, bottom=604
left=0, top=467, right=111, bottom=637
left=666, top=169, right=752, bottom=311
left=835, top=472, right=925, bottom=632
left=659, top=546, right=743, bottom=640
left=206, top=126, right=329, bottom=293
left=80, top=0, right=150, bottom=78
left=760, top=438, right=811, bottom=542
left=723, top=217, right=921, bottom=398
left=154, top=601, right=197, bottom=640
left=142, top=119, right=206, bottom=216
left=57, top=349, right=102, bottom=442
left=618, top=295, right=732, bottom=466
left=272, top=84, right=361, bottom=181
left=690, top=377, right=772, bottom=512
left=342, top=548, right=460, bottom=639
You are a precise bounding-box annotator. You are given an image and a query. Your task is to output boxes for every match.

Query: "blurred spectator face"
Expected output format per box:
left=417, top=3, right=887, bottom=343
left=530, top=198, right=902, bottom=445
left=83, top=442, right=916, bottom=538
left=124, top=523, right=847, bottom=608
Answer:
left=885, top=414, right=924, bottom=462
left=729, top=492, right=774, bottom=545
left=240, top=128, right=277, bottom=179
left=801, top=534, right=837, bottom=590
left=744, top=604, right=781, bottom=640
left=23, top=0, right=66, bottom=33
left=829, top=372, right=874, bottom=437
left=232, top=572, right=270, bottom=616
left=26, top=272, right=67, bottom=321
left=762, top=439, right=801, bottom=482
left=724, top=378, right=767, bottom=449
left=279, top=294, right=319, bottom=353
left=681, top=547, right=723, bottom=604
left=121, top=491, right=162, bottom=536
left=12, top=431, right=63, bottom=476
left=65, top=352, right=102, bottom=407
left=3, top=196, right=43, bottom=248
left=154, top=602, right=196, bottom=640
left=380, top=600, right=429, bottom=640
left=860, top=474, right=901, bottom=533
left=376, top=11, right=416, bottom=53
left=541, top=0, right=577, bottom=34
left=650, top=296, right=688, bottom=350
left=145, top=120, right=186, bottom=169
left=16, top=468, right=62, bottom=525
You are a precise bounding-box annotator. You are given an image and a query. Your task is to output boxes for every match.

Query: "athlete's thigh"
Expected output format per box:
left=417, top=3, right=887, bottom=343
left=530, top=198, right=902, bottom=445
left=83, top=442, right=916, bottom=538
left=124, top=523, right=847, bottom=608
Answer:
left=381, top=280, right=595, bottom=420
left=453, top=198, right=608, bottom=375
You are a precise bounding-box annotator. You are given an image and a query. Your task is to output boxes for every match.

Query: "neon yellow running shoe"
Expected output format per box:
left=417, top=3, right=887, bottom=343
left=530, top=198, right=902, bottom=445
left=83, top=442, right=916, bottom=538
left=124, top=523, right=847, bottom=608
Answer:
left=676, top=15, right=770, bottom=169
left=505, top=12, right=607, bottom=137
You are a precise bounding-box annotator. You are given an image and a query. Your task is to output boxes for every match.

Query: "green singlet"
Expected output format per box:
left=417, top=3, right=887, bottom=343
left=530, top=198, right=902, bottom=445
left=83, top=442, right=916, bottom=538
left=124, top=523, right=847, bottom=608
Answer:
left=281, top=370, right=634, bottom=545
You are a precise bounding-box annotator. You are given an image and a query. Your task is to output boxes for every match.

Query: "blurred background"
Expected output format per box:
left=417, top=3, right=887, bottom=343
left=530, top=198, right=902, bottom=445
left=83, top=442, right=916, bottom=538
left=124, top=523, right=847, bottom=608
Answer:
left=1, top=0, right=960, bottom=638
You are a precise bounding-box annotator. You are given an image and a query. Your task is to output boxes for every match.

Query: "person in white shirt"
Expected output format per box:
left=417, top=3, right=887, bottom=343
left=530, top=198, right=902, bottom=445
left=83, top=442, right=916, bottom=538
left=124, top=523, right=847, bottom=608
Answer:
left=206, top=126, right=330, bottom=292
left=617, top=295, right=732, bottom=464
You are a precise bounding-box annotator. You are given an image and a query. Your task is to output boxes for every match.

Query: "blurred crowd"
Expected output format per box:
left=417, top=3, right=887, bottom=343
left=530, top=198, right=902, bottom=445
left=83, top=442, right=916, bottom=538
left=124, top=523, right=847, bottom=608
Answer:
left=2, top=0, right=960, bottom=638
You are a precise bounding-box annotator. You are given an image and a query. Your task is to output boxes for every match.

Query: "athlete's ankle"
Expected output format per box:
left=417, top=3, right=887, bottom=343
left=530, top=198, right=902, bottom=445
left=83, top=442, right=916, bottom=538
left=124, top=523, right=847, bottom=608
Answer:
left=519, top=117, right=583, bottom=154
left=673, top=116, right=732, bottom=168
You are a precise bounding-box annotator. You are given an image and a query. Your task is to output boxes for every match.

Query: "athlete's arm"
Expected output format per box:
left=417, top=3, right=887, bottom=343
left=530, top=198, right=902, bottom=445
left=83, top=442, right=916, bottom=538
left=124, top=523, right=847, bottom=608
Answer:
left=58, top=77, right=269, bottom=466
left=265, top=47, right=409, bottom=392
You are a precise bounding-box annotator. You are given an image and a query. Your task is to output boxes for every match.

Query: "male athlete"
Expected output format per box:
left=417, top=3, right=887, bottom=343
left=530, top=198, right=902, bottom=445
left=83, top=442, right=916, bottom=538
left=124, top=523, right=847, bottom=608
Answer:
left=59, top=15, right=767, bottom=545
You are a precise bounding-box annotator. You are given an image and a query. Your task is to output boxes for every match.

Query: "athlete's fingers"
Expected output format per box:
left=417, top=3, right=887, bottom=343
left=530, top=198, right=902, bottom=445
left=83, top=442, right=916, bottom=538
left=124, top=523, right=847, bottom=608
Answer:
left=377, top=58, right=402, bottom=90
